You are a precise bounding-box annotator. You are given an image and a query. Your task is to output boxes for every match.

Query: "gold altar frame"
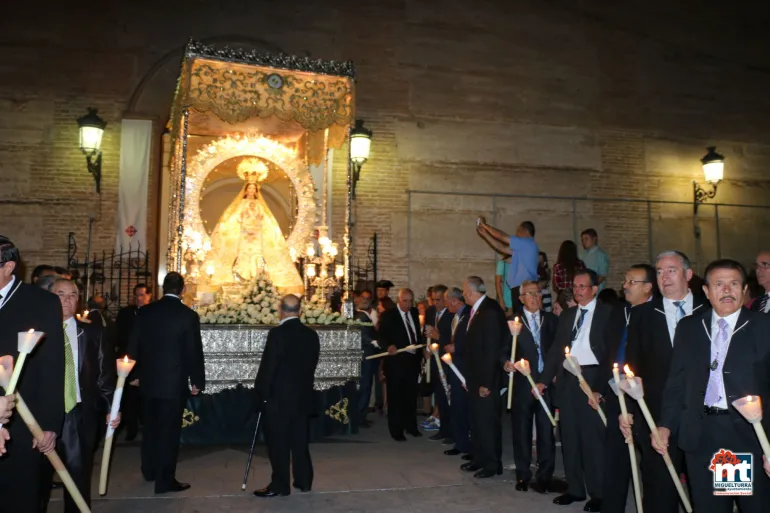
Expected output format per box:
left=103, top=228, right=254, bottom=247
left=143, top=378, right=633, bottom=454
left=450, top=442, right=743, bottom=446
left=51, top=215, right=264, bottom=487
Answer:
left=165, top=39, right=356, bottom=295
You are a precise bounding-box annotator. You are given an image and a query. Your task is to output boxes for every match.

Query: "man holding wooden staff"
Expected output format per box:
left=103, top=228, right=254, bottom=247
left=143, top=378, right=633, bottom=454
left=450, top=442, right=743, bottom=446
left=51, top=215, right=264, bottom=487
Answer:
left=654, top=259, right=770, bottom=513
left=378, top=288, right=423, bottom=441
left=36, top=278, right=118, bottom=512
left=537, top=269, right=612, bottom=512
left=0, top=235, right=65, bottom=513
left=620, top=251, right=709, bottom=513
left=502, top=280, right=558, bottom=493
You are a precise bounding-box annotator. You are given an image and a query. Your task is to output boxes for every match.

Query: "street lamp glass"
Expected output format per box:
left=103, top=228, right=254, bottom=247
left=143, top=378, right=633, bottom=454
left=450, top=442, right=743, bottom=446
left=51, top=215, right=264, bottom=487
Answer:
left=350, top=119, right=372, bottom=164
left=77, top=109, right=106, bottom=154
left=701, top=146, right=724, bottom=183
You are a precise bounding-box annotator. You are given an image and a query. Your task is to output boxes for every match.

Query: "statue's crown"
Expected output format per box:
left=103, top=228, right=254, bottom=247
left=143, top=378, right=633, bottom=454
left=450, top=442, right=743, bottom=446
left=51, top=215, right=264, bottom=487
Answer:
left=237, top=158, right=269, bottom=184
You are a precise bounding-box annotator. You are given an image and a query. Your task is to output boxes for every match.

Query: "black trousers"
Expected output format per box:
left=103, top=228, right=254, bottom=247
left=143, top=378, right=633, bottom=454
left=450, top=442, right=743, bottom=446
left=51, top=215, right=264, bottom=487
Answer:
left=511, top=387, right=555, bottom=483
left=121, top=384, right=140, bottom=437
left=431, top=358, right=452, bottom=438
left=385, top=360, right=419, bottom=437
left=469, top=381, right=502, bottom=472
left=559, top=369, right=605, bottom=500
left=141, top=396, right=186, bottom=491
left=684, top=414, right=769, bottom=513
left=601, top=393, right=632, bottom=513
left=40, top=405, right=97, bottom=513
left=633, top=411, right=684, bottom=513
left=263, top=407, right=313, bottom=494
left=0, top=426, right=47, bottom=513
left=449, top=372, right=471, bottom=454
left=357, top=358, right=378, bottom=421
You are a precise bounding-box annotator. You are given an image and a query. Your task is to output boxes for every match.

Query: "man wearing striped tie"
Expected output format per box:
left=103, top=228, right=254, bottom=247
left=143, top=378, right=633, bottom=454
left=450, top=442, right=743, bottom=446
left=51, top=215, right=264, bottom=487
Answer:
left=752, top=251, right=770, bottom=314
left=41, top=278, right=118, bottom=513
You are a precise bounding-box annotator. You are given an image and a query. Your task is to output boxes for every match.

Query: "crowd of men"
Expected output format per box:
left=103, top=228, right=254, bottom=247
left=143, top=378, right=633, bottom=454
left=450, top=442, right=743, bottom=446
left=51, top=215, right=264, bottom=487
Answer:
left=354, top=219, right=770, bottom=513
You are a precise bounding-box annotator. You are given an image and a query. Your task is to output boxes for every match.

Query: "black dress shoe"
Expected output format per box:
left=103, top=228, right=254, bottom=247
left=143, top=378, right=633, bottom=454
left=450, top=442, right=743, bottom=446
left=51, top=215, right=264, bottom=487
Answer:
left=515, top=480, right=529, bottom=491
left=293, top=483, right=311, bottom=493
left=442, top=438, right=455, bottom=446
left=253, top=487, right=289, bottom=498
left=474, top=468, right=502, bottom=479
left=583, top=498, right=602, bottom=512
left=155, top=481, right=191, bottom=494
left=444, top=448, right=461, bottom=456
left=407, top=430, right=423, bottom=438
left=392, top=434, right=407, bottom=442
left=530, top=481, right=549, bottom=494
left=461, top=453, right=473, bottom=461
left=429, top=433, right=444, bottom=441
left=460, top=462, right=481, bottom=472
left=553, top=494, right=586, bottom=506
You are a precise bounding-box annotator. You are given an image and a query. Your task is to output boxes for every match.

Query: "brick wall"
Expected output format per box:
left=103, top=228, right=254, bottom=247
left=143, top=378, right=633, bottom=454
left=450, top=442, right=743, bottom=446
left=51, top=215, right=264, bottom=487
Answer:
left=1, top=0, right=769, bottom=296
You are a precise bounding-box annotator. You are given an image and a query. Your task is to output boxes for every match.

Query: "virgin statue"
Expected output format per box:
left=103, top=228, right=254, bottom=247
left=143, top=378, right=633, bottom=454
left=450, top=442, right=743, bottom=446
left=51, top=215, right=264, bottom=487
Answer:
left=204, top=158, right=304, bottom=294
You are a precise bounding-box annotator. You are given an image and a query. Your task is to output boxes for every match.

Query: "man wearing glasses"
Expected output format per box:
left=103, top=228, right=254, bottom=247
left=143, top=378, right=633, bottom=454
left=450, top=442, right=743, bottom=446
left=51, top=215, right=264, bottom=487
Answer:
left=752, top=251, right=770, bottom=314
left=537, top=269, right=612, bottom=512
left=620, top=251, right=710, bottom=513
left=601, top=264, right=655, bottom=512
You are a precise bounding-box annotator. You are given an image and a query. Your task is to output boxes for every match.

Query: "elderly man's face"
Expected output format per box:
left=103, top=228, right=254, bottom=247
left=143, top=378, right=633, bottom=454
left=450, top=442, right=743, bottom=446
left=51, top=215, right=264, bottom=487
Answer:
left=135, top=287, right=151, bottom=307
left=53, top=281, right=79, bottom=320
left=656, top=255, right=692, bottom=300
left=572, top=274, right=597, bottom=306
left=756, top=252, right=770, bottom=290
left=398, top=291, right=414, bottom=313
left=704, top=268, right=746, bottom=318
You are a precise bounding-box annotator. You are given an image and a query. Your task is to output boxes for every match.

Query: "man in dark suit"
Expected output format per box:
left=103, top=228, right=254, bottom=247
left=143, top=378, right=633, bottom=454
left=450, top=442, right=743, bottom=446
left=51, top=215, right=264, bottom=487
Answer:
left=654, top=259, right=770, bottom=513
left=537, top=269, right=611, bottom=512
left=600, top=263, right=655, bottom=512
left=127, top=272, right=204, bottom=494
left=39, top=278, right=117, bottom=513
left=116, top=283, right=152, bottom=441
left=620, top=251, right=709, bottom=513
left=442, top=287, right=472, bottom=458
left=752, top=251, right=770, bottom=314
left=378, top=288, right=423, bottom=441
left=461, top=276, right=509, bottom=478
left=0, top=236, right=65, bottom=513
left=253, top=295, right=320, bottom=498
left=355, top=290, right=379, bottom=427
left=502, top=280, right=558, bottom=493
left=424, top=284, right=453, bottom=443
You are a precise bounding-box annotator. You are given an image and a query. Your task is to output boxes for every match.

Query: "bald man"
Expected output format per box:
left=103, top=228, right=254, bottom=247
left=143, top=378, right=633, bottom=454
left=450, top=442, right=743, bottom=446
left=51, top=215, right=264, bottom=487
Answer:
left=254, top=295, right=320, bottom=498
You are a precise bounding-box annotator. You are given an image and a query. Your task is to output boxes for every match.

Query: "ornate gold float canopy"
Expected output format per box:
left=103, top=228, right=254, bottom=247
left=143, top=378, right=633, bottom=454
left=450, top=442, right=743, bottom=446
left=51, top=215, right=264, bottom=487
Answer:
left=166, top=39, right=356, bottom=276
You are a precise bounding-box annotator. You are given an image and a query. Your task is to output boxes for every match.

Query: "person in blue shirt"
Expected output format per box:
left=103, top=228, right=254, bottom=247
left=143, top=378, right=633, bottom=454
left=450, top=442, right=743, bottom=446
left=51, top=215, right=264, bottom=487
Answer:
left=477, top=218, right=539, bottom=313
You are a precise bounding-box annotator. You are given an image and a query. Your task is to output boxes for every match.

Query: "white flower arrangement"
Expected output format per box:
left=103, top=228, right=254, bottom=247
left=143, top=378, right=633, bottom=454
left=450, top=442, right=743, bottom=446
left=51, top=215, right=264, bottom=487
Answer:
left=196, top=272, right=371, bottom=327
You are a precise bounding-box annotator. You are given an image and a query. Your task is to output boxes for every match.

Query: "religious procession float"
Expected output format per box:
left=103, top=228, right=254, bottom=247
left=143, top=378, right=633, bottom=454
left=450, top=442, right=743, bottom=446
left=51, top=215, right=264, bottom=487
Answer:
left=158, top=40, right=367, bottom=444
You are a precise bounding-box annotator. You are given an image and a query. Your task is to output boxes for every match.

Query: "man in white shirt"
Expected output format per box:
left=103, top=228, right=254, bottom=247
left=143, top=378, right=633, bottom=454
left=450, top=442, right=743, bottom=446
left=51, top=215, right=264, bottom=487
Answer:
left=753, top=251, right=770, bottom=314
left=655, top=259, right=770, bottom=513
left=537, top=269, right=612, bottom=512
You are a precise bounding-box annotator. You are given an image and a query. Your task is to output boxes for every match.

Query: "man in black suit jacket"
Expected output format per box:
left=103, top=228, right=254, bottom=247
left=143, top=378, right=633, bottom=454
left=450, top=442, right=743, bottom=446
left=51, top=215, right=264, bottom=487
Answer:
left=618, top=252, right=709, bottom=513
left=0, top=236, right=65, bottom=513
left=127, top=272, right=204, bottom=494
left=538, top=269, right=611, bottom=512
left=461, top=276, right=509, bottom=478
left=253, top=295, right=320, bottom=498
left=424, top=284, right=453, bottom=442
left=655, top=259, right=770, bottom=513
left=442, top=287, right=472, bottom=457
left=40, top=278, right=117, bottom=513
left=600, top=264, right=655, bottom=513
left=502, top=280, right=558, bottom=493
left=752, top=251, right=770, bottom=314
left=378, top=288, right=423, bottom=441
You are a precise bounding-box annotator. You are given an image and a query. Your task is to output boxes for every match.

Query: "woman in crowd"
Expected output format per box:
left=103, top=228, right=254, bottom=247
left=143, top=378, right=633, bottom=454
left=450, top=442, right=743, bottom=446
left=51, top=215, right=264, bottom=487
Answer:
left=538, top=251, right=552, bottom=312
left=552, top=240, right=585, bottom=297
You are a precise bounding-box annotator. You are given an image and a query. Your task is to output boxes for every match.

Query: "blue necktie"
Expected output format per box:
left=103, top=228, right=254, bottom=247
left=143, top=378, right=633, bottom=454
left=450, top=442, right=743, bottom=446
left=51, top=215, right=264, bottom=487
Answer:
left=531, top=314, right=543, bottom=373
left=616, top=325, right=629, bottom=366
left=571, top=308, right=587, bottom=342
left=673, top=300, right=686, bottom=324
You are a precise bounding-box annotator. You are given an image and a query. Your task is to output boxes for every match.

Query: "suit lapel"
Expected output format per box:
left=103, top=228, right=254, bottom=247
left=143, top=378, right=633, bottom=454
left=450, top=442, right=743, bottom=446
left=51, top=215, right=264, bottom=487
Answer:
left=723, top=309, right=751, bottom=373
left=565, top=307, right=578, bottom=348
left=76, top=325, right=86, bottom=373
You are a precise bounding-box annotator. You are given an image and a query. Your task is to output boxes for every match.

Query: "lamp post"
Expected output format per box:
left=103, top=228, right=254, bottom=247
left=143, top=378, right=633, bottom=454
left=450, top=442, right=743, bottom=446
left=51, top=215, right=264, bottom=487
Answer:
left=77, top=108, right=107, bottom=194
left=693, top=146, right=724, bottom=214
left=349, top=119, right=372, bottom=200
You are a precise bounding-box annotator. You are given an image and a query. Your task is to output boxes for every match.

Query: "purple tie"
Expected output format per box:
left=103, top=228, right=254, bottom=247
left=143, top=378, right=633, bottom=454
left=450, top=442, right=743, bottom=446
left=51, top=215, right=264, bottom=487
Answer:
left=704, top=318, right=730, bottom=407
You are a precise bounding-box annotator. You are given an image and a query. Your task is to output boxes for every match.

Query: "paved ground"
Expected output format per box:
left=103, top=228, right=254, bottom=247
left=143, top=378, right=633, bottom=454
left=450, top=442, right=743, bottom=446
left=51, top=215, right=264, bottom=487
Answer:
left=48, top=414, right=636, bottom=513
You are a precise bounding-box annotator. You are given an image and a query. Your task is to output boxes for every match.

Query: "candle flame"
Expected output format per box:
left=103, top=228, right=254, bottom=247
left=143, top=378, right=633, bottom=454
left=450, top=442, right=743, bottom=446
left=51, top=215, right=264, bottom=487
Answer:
left=515, top=316, right=519, bottom=322
left=623, top=364, right=635, bottom=378
left=565, top=347, right=570, bottom=355
left=441, top=353, right=452, bottom=363
left=123, top=355, right=129, bottom=363
left=520, top=358, right=526, bottom=364
left=28, top=328, right=34, bottom=333
left=747, top=395, right=754, bottom=402
left=83, top=310, right=89, bottom=317
left=613, top=362, right=618, bottom=369
left=430, top=343, right=438, bottom=350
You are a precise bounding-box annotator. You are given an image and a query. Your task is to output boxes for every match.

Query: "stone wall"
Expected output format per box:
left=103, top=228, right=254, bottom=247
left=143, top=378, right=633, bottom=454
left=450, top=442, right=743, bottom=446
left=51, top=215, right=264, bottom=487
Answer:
left=1, top=0, right=769, bottom=297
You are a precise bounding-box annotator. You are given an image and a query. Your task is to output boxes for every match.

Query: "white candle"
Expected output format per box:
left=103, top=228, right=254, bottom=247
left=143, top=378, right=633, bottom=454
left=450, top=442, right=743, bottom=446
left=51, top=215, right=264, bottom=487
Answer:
left=624, top=364, right=638, bottom=389
left=441, top=353, right=466, bottom=386
left=507, top=317, right=523, bottom=336
left=18, top=329, right=44, bottom=354
left=99, top=356, right=136, bottom=496
left=116, top=355, right=136, bottom=378
left=612, top=363, right=642, bottom=513
left=506, top=317, right=522, bottom=410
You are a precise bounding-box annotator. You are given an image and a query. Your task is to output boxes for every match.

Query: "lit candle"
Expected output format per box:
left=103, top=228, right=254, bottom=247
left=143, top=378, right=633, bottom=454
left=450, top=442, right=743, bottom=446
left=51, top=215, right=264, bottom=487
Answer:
left=99, top=356, right=136, bottom=496
left=306, top=244, right=315, bottom=258
left=506, top=317, right=522, bottom=410
left=431, top=343, right=451, bottom=405
left=6, top=330, right=44, bottom=395
left=732, top=395, right=770, bottom=466
left=441, top=353, right=466, bottom=387
left=418, top=314, right=425, bottom=328
left=513, top=358, right=556, bottom=427
left=335, top=264, right=344, bottom=279
left=612, top=363, right=642, bottom=513
left=623, top=364, right=638, bottom=389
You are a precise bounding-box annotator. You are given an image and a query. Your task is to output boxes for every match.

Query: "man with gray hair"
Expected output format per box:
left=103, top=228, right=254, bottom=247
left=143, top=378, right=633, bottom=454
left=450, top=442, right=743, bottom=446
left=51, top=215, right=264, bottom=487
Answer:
left=461, top=276, right=509, bottom=478
left=620, top=250, right=710, bottom=513
left=442, top=287, right=472, bottom=458
left=254, top=295, right=320, bottom=498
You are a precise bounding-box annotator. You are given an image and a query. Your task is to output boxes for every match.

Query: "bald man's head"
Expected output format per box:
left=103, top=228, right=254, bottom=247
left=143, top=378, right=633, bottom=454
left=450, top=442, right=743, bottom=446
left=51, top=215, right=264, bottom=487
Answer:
left=280, top=294, right=301, bottom=319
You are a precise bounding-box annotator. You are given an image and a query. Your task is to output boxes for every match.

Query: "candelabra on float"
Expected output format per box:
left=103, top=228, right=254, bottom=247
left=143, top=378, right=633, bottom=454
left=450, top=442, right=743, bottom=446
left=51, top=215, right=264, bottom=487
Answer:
left=303, top=226, right=344, bottom=300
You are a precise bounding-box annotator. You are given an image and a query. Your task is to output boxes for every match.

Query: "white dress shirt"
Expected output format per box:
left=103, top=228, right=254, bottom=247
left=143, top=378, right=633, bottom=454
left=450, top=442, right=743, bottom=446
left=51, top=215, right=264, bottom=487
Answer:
left=708, top=309, right=742, bottom=409
left=524, top=309, right=541, bottom=332
left=399, top=307, right=418, bottom=352
left=662, top=291, right=694, bottom=345
left=0, top=276, right=16, bottom=309
left=64, top=316, right=82, bottom=403
left=279, top=316, right=299, bottom=325
left=762, top=293, right=770, bottom=313
left=570, top=298, right=599, bottom=365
